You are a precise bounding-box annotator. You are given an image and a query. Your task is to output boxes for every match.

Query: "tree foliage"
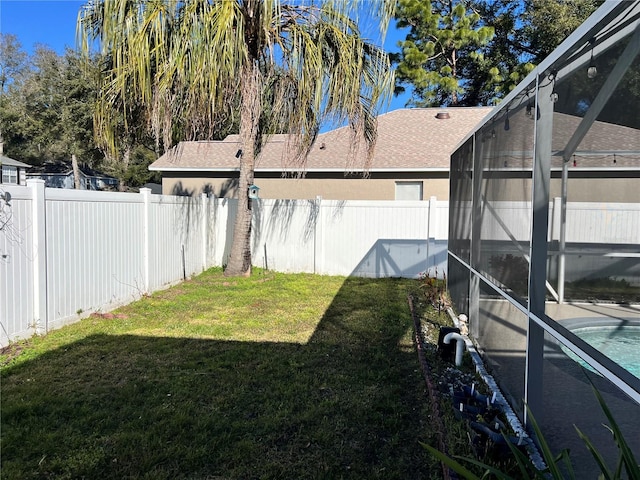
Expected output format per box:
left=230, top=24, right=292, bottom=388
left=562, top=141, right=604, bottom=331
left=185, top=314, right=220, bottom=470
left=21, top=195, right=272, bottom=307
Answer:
left=0, top=33, right=162, bottom=189
left=526, top=0, right=601, bottom=64
left=392, top=0, right=495, bottom=107
left=0, top=34, right=27, bottom=93
left=0, top=34, right=26, bottom=153
left=79, top=0, right=395, bottom=277
left=392, top=0, right=600, bottom=107
left=466, top=0, right=534, bottom=102
left=0, top=38, right=102, bottom=166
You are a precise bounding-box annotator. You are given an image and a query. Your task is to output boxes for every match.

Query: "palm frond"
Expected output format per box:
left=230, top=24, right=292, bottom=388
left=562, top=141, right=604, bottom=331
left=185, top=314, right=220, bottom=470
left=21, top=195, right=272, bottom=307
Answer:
left=79, top=0, right=394, bottom=176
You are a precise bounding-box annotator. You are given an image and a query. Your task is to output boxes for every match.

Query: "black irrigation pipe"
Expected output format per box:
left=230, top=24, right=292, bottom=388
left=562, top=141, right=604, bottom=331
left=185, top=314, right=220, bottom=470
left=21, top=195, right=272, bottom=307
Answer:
left=408, top=294, right=452, bottom=480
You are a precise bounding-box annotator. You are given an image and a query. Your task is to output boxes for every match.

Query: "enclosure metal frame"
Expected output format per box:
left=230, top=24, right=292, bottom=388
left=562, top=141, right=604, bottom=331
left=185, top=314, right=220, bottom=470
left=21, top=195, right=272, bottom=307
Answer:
left=448, top=1, right=640, bottom=426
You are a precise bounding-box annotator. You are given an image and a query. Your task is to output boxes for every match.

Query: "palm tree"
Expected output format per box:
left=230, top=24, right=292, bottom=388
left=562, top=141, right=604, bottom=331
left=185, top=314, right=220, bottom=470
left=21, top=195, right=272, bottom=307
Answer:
left=78, top=0, right=394, bottom=277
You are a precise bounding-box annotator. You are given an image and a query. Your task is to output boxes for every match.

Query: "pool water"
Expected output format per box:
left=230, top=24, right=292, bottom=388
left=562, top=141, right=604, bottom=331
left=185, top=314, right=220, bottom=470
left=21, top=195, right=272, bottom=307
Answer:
left=565, top=325, right=640, bottom=379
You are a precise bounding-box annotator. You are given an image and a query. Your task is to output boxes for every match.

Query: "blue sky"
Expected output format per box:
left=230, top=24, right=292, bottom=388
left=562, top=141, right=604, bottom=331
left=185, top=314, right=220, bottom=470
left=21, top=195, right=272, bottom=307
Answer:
left=0, top=0, right=411, bottom=112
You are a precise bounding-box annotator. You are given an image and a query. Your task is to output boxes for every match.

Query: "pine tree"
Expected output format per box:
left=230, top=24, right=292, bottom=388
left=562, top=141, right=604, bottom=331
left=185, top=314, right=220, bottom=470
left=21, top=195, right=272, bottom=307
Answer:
left=392, top=0, right=495, bottom=107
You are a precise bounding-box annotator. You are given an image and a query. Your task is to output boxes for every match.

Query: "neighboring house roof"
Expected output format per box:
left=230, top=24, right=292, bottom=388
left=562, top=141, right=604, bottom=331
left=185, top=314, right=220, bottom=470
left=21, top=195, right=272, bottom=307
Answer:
left=150, top=107, right=493, bottom=174
left=552, top=113, right=640, bottom=169
left=1, top=155, right=31, bottom=169
left=477, top=111, right=640, bottom=170
left=27, top=161, right=117, bottom=179
left=142, top=182, right=163, bottom=194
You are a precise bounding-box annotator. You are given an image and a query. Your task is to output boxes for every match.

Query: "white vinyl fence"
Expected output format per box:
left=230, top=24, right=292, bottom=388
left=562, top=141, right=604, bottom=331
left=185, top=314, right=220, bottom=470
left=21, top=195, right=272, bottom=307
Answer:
left=1, top=181, right=231, bottom=347
left=252, top=198, right=448, bottom=278
left=1, top=182, right=446, bottom=346
left=3, top=182, right=638, bottom=347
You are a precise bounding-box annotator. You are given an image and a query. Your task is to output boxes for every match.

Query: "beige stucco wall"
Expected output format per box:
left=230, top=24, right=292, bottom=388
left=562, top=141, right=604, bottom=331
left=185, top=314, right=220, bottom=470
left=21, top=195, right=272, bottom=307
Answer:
left=480, top=175, right=640, bottom=203
left=250, top=177, right=450, bottom=200
left=161, top=171, right=640, bottom=202
left=161, top=172, right=451, bottom=201
left=550, top=176, right=640, bottom=202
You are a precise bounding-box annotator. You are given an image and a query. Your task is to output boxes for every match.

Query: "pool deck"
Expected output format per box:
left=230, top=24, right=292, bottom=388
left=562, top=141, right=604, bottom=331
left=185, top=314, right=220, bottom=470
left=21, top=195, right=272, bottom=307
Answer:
left=474, top=299, right=640, bottom=476
left=546, top=302, right=640, bottom=326
left=544, top=302, right=640, bottom=477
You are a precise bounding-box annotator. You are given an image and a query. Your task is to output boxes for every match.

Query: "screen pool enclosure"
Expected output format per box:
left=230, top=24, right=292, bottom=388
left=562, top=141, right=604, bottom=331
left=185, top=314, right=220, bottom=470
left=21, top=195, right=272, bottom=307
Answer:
left=447, top=2, right=640, bottom=475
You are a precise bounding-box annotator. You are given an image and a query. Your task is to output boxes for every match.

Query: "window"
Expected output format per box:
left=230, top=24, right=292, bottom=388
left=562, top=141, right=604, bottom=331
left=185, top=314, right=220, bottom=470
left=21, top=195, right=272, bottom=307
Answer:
left=2, top=166, right=18, bottom=184
left=395, top=181, right=423, bottom=200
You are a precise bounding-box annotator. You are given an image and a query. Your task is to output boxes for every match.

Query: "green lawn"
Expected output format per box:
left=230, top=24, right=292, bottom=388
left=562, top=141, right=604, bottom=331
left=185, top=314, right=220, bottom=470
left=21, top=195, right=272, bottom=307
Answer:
left=1, top=269, right=440, bottom=479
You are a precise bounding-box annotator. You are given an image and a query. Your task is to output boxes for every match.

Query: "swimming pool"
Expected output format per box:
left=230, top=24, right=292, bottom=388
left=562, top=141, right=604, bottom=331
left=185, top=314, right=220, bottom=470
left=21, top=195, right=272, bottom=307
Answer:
left=560, top=320, right=640, bottom=379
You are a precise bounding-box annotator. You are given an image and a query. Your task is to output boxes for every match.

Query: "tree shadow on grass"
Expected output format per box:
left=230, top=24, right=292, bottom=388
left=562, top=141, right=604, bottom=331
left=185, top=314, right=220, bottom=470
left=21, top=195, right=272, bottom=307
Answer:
left=1, top=278, right=433, bottom=479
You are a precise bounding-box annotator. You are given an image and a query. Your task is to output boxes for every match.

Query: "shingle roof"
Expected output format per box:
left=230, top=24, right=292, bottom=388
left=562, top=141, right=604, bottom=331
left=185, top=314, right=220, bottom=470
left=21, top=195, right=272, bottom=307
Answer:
left=150, top=107, right=493, bottom=173
left=1, top=155, right=31, bottom=168
left=28, top=161, right=117, bottom=178
left=476, top=111, right=640, bottom=169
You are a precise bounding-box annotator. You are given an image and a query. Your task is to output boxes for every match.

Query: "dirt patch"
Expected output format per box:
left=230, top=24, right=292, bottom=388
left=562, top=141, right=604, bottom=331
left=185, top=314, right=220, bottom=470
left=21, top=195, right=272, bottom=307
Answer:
left=90, top=313, right=129, bottom=320
left=0, top=341, right=29, bottom=366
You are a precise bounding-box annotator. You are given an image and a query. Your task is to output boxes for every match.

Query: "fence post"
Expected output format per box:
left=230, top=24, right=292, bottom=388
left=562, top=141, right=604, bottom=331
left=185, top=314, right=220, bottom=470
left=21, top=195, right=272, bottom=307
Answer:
left=426, top=196, right=437, bottom=277
left=314, top=196, right=322, bottom=274
left=140, top=188, right=151, bottom=293
left=27, top=179, right=47, bottom=335
left=201, top=193, right=208, bottom=271
left=427, top=196, right=438, bottom=239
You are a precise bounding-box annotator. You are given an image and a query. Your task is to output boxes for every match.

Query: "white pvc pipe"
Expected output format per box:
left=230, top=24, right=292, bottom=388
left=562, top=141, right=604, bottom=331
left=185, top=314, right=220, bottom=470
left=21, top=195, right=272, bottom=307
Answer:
left=443, top=332, right=467, bottom=366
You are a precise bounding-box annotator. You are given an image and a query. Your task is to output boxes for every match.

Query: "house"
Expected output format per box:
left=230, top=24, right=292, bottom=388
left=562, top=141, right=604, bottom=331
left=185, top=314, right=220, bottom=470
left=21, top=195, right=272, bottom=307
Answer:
left=0, top=143, right=30, bottom=186
left=27, top=161, right=119, bottom=191
left=149, top=107, right=492, bottom=200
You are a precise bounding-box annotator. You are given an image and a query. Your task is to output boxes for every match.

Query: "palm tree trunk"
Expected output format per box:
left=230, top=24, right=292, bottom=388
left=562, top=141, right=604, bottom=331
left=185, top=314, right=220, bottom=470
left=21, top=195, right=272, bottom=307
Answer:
left=72, top=154, right=81, bottom=189
left=119, top=146, right=131, bottom=192
left=224, top=61, right=261, bottom=277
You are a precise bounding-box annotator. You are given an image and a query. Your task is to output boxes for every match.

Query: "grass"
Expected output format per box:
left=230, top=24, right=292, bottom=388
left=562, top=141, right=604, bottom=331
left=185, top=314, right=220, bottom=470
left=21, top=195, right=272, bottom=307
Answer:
left=564, top=277, right=640, bottom=303
left=1, top=268, right=443, bottom=479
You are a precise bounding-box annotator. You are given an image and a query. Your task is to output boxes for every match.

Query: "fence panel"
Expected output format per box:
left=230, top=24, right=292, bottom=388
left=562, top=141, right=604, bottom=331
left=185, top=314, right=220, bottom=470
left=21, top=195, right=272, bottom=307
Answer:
left=478, top=201, right=532, bottom=242
left=1, top=186, right=35, bottom=345
left=252, top=199, right=318, bottom=273
left=148, top=194, right=206, bottom=289
left=566, top=202, right=640, bottom=244
left=44, top=188, right=146, bottom=329
left=316, top=199, right=445, bottom=278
